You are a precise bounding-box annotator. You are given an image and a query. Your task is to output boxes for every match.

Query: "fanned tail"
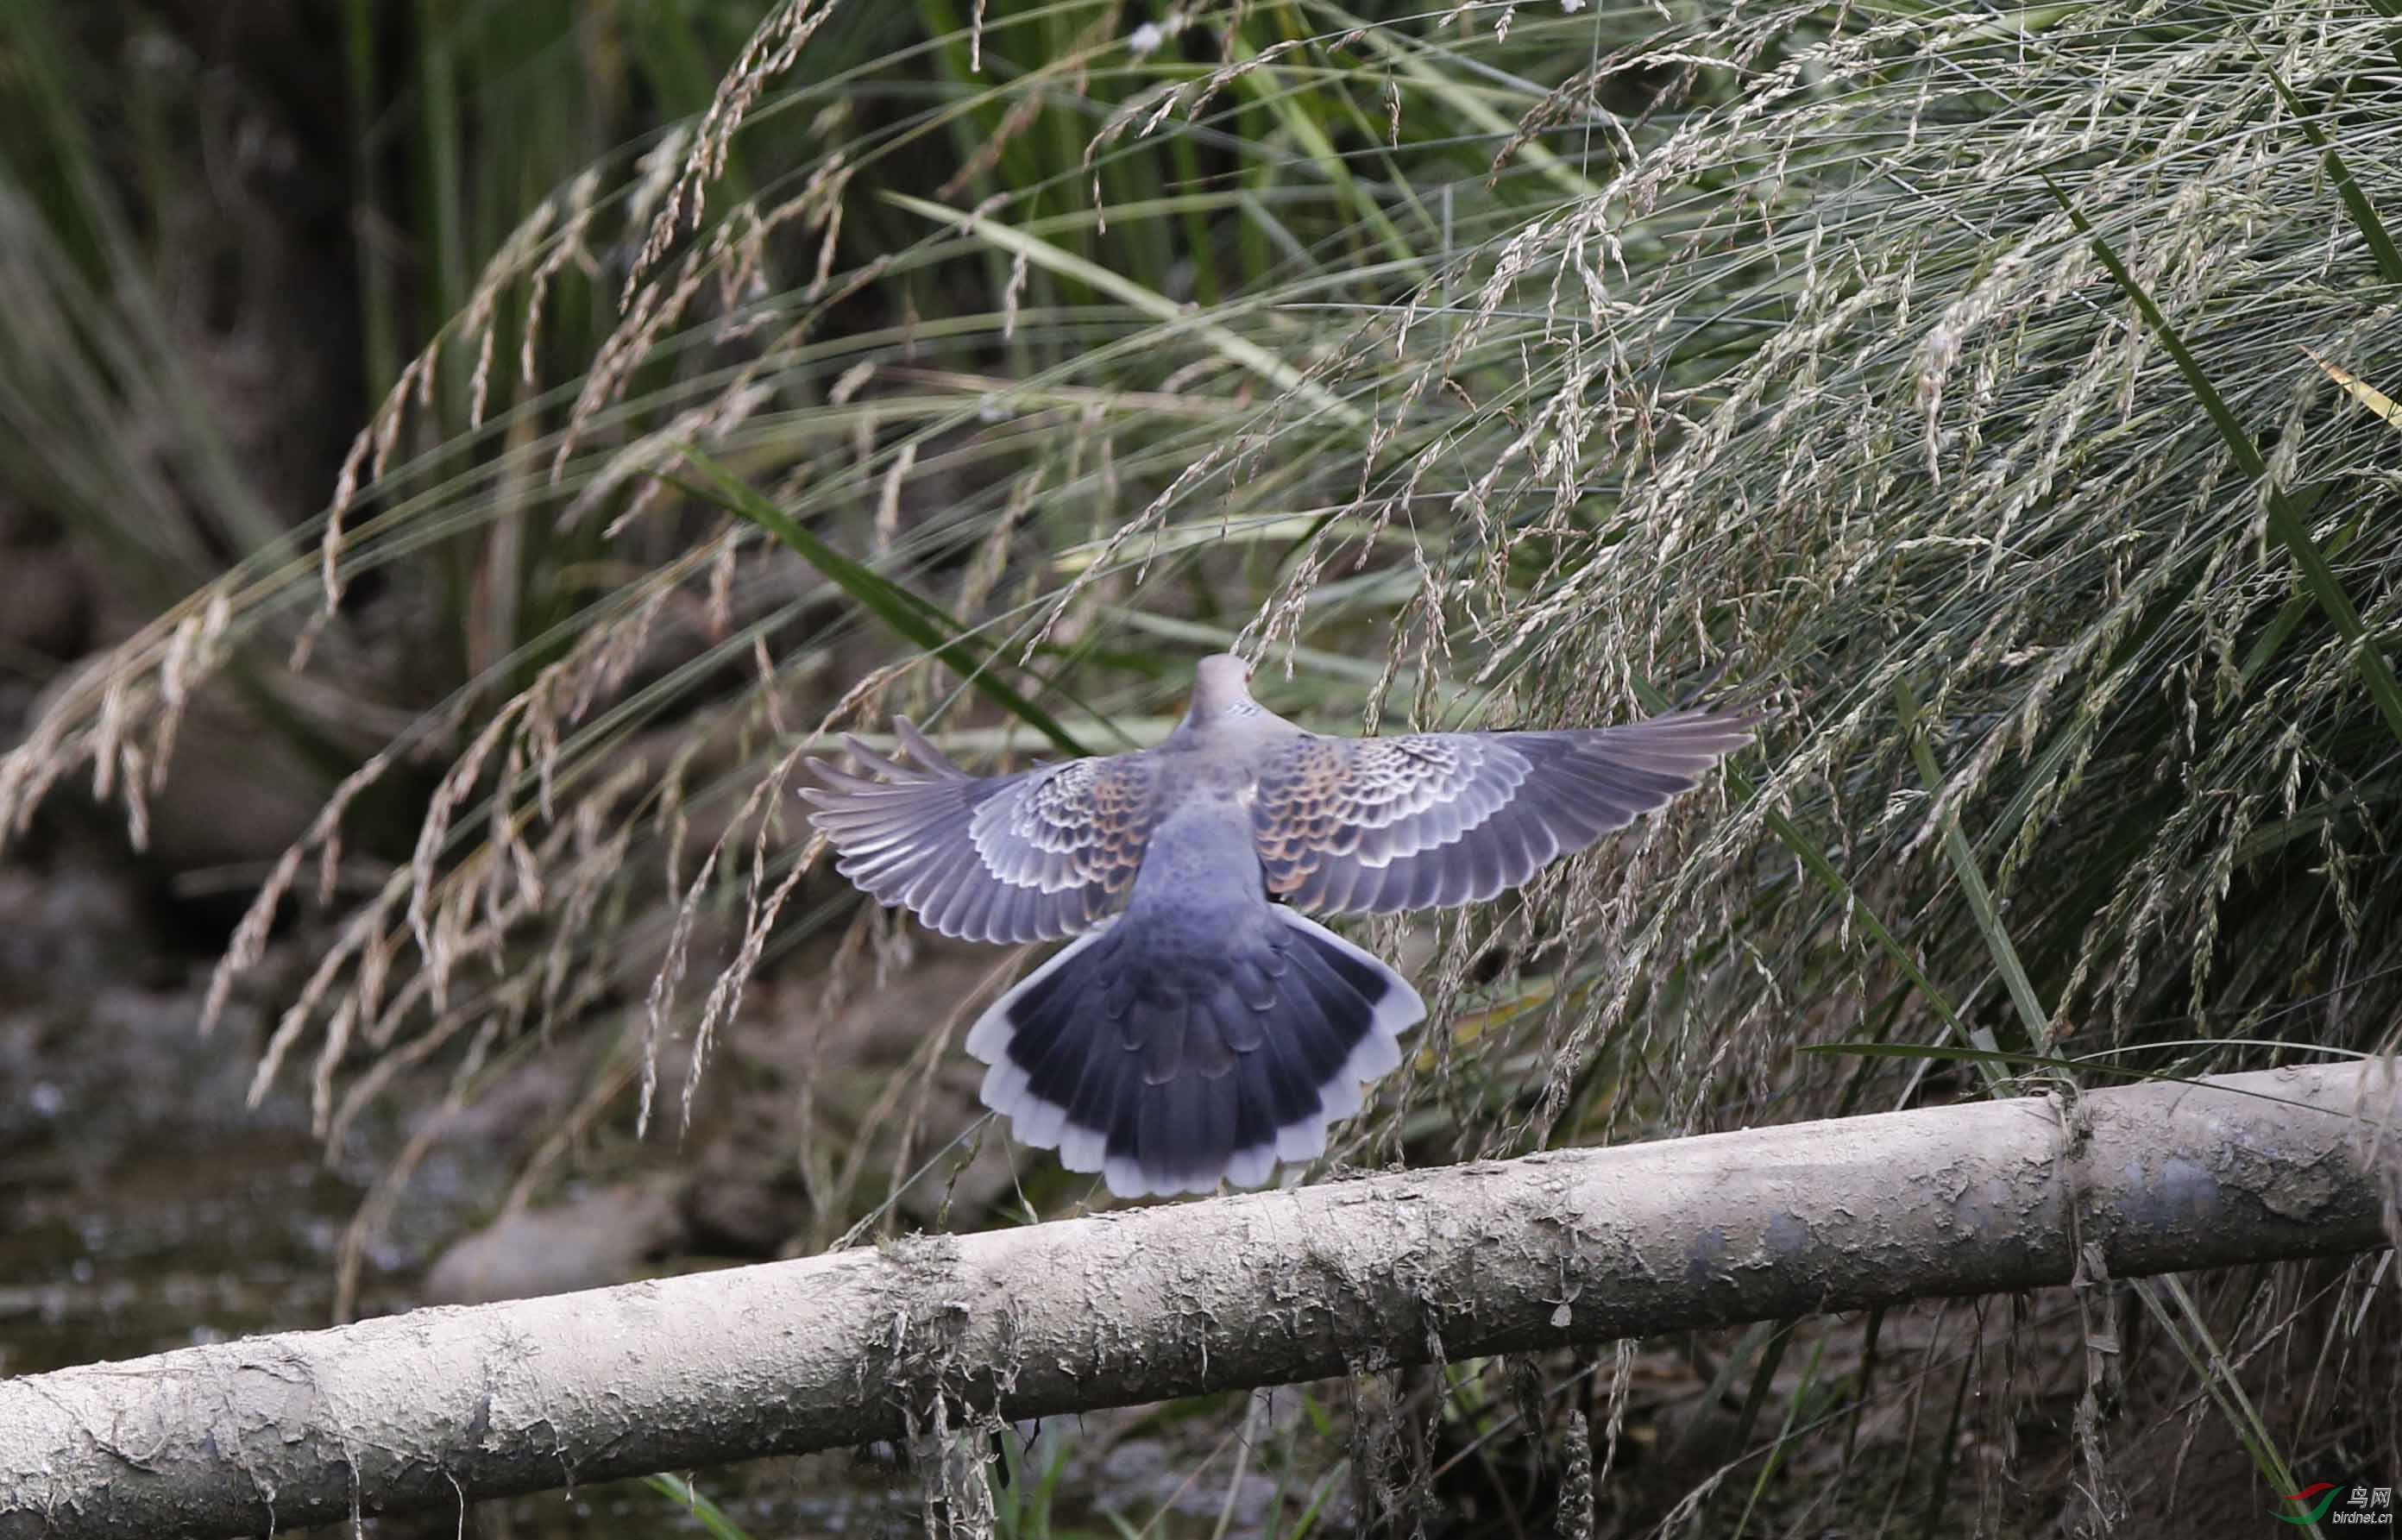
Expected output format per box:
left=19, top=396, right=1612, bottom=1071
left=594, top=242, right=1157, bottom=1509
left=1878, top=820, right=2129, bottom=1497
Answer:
left=965, top=906, right=1424, bottom=1197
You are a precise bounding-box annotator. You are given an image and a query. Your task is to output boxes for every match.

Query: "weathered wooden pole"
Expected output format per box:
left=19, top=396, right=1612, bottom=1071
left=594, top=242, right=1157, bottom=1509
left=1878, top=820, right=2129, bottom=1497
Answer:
left=2, top=1063, right=2393, bottom=1538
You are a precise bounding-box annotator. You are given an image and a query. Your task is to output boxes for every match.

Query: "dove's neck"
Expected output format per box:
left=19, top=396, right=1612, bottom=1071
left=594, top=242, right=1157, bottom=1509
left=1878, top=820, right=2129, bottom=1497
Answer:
left=1196, top=695, right=1264, bottom=723
left=1176, top=697, right=1300, bottom=749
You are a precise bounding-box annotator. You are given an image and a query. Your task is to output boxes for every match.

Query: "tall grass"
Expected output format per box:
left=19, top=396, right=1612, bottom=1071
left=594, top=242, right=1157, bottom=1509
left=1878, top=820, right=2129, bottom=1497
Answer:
left=4, top=0, right=2399, bottom=1528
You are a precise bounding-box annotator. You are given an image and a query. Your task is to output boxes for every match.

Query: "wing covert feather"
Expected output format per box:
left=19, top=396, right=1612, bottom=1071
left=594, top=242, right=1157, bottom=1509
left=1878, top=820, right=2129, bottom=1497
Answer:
left=1253, top=709, right=1757, bottom=914
left=802, top=722, right=1160, bottom=942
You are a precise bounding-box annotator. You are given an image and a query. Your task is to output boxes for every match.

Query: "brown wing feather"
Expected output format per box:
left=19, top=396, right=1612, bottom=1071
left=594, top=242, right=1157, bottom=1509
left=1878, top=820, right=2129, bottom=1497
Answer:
left=802, top=720, right=1159, bottom=943
left=1253, top=708, right=1758, bottom=915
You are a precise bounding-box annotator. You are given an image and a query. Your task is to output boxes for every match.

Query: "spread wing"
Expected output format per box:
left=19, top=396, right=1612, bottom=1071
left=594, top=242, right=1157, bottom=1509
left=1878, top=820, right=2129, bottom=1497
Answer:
left=801, top=719, right=1160, bottom=944
left=1252, top=709, right=1758, bottom=915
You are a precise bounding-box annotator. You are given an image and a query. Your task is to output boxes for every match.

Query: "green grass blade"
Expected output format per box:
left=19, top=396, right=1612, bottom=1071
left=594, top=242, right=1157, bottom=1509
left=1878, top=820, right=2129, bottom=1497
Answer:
left=1841, top=1306, right=1884, bottom=1473
left=342, top=0, right=399, bottom=402
left=2241, top=497, right=2352, bottom=683
left=645, top=1474, right=758, bottom=1540
left=1896, top=678, right=2053, bottom=1054
left=2354, top=0, right=2402, bottom=72
left=416, top=0, right=469, bottom=330
left=1223, top=35, right=1426, bottom=282
left=883, top=192, right=1366, bottom=430
left=1333, top=11, right=1602, bottom=203
left=670, top=449, right=1092, bottom=757
left=1726, top=1318, right=1797, bottom=1522
left=2258, top=54, right=2402, bottom=286
left=1733, top=1334, right=1826, bottom=1540
left=2048, top=176, right=2402, bottom=750
left=2133, top=1277, right=2324, bottom=1538
left=1922, top=1339, right=1976, bottom=1526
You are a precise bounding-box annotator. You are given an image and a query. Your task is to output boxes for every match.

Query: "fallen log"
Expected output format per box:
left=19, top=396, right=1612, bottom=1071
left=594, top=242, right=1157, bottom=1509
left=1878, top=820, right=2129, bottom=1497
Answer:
left=2, top=1063, right=2393, bottom=1538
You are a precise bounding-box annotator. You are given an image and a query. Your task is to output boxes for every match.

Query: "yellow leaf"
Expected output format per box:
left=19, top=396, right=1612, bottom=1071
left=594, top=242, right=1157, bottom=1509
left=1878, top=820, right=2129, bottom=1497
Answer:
left=2305, top=347, right=2402, bottom=432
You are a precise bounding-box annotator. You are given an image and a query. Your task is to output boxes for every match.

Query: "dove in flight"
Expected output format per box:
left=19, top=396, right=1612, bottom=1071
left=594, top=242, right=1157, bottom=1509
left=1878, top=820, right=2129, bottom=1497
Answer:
left=802, top=654, right=1757, bottom=1198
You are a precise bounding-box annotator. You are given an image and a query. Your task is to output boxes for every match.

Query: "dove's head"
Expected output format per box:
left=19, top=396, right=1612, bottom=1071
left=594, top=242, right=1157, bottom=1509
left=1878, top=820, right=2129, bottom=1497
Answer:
left=1188, top=653, right=1259, bottom=720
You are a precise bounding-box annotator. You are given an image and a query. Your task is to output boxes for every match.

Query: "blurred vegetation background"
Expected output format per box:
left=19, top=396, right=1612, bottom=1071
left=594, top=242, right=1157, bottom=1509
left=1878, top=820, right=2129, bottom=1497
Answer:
left=3, top=0, right=2399, bottom=1533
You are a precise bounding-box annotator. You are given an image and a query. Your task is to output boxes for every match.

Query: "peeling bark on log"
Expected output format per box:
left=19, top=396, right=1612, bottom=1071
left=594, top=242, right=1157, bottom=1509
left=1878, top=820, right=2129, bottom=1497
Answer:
left=3, top=1064, right=2395, bottom=1539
